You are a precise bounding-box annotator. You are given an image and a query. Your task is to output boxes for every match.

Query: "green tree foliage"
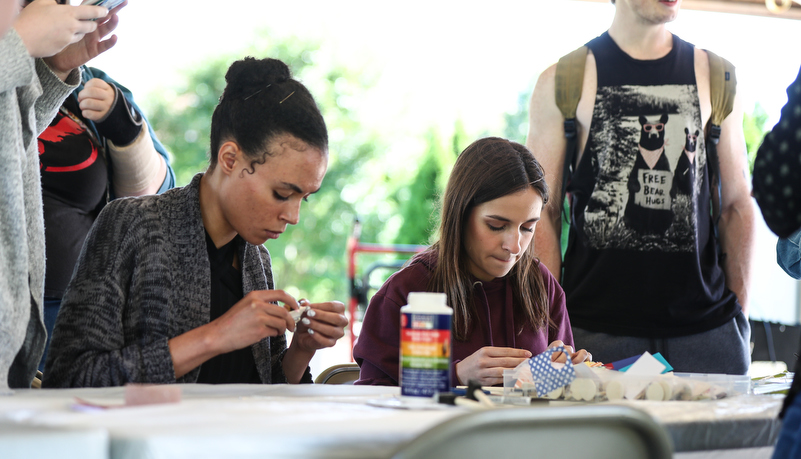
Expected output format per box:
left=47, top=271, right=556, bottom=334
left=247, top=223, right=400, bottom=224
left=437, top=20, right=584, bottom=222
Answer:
left=743, top=102, right=770, bottom=173
left=503, top=89, right=532, bottom=145
left=393, top=129, right=462, bottom=247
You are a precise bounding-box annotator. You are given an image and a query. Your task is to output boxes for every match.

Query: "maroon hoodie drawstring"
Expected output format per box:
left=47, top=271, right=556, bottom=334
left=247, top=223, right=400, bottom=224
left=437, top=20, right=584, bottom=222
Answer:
left=505, top=280, right=516, bottom=349
left=472, top=281, right=494, bottom=347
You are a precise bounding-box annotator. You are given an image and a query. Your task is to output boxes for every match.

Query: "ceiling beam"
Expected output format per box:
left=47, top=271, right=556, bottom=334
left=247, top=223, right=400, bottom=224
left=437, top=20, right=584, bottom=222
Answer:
left=573, top=0, right=801, bottom=20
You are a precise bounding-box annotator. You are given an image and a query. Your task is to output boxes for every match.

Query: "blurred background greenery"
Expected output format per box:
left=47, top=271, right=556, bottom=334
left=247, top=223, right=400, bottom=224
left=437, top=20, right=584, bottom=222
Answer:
left=147, top=32, right=465, bottom=306
left=146, top=30, right=772, bottom=312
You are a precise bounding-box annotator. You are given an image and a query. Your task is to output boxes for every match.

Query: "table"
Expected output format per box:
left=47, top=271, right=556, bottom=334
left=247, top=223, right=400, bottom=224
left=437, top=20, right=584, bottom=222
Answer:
left=0, top=384, right=785, bottom=459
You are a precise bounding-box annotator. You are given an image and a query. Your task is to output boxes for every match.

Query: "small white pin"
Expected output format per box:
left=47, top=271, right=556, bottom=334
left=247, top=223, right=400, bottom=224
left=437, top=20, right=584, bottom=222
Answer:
left=290, top=306, right=310, bottom=324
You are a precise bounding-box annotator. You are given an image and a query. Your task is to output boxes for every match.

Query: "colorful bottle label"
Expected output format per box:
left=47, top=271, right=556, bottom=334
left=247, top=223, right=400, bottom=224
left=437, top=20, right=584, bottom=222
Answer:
left=400, top=312, right=452, bottom=396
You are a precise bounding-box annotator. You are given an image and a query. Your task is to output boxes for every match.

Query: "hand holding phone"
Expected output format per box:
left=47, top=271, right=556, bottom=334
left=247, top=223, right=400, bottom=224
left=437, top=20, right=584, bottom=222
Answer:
left=80, top=0, right=126, bottom=10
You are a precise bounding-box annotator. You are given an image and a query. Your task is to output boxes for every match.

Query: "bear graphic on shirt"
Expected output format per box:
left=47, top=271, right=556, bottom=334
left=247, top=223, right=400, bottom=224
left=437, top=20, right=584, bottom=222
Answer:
left=624, top=114, right=674, bottom=235
left=670, top=127, right=699, bottom=199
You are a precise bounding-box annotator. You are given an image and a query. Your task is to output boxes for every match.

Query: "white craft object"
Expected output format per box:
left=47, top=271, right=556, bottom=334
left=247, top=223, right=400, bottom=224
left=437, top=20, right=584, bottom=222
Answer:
left=674, top=380, right=693, bottom=400
left=690, top=381, right=712, bottom=399
left=290, top=306, right=310, bottom=324
left=605, top=380, right=625, bottom=401
left=569, top=378, right=597, bottom=401
left=545, top=386, right=563, bottom=399
left=645, top=381, right=665, bottom=401
left=658, top=379, right=673, bottom=400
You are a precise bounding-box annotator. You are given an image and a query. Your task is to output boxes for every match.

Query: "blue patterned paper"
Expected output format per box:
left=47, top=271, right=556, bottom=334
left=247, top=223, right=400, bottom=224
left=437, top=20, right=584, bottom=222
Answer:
left=528, top=346, right=576, bottom=397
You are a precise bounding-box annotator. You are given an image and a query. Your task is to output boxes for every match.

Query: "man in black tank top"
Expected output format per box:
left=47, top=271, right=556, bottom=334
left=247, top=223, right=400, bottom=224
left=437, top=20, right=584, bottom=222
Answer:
left=525, top=0, right=755, bottom=374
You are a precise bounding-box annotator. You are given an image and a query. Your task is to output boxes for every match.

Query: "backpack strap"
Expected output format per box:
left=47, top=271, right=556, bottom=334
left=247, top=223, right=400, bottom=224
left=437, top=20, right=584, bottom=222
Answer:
left=707, top=50, right=736, bottom=128
left=554, top=45, right=588, bottom=211
left=705, top=50, right=737, bottom=227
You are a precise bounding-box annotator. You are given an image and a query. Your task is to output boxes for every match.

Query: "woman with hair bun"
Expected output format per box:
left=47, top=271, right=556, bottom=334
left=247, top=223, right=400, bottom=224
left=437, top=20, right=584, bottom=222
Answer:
left=354, top=137, right=588, bottom=387
left=43, top=57, right=347, bottom=388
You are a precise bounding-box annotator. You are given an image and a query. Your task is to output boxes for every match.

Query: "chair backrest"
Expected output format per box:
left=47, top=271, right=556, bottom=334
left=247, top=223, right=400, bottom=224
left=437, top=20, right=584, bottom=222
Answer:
left=750, top=319, right=801, bottom=371
left=314, top=363, right=361, bottom=385
left=391, top=405, right=673, bottom=459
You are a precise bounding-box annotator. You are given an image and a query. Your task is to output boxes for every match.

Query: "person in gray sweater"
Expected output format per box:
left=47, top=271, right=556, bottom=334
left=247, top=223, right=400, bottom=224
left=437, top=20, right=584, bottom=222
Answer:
left=44, top=57, right=348, bottom=388
left=0, top=0, right=119, bottom=391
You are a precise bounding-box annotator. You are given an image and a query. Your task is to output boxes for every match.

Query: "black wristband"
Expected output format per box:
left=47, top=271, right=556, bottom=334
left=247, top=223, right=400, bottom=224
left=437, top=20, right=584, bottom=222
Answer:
left=95, top=85, right=144, bottom=147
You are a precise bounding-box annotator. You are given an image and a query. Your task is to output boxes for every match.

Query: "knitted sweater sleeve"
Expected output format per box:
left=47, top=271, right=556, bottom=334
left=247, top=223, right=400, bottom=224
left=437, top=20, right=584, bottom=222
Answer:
left=43, top=198, right=176, bottom=387
left=34, top=58, right=79, bottom=136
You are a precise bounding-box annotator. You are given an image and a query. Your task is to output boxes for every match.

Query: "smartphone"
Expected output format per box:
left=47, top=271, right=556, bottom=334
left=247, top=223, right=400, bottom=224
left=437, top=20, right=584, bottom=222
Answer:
left=80, top=0, right=126, bottom=9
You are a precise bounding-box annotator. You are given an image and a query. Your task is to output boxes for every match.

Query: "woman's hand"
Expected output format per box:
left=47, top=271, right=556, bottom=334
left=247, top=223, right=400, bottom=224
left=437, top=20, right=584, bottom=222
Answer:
left=290, top=300, right=348, bottom=354
left=77, top=78, right=115, bottom=121
left=40, top=1, right=127, bottom=80
left=207, top=290, right=298, bottom=355
left=455, top=346, right=532, bottom=386
left=548, top=340, right=592, bottom=364
left=169, top=289, right=299, bottom=379
left=14, top=0, right=107, bottom=58
left=282, top=300, right=347, bottom=384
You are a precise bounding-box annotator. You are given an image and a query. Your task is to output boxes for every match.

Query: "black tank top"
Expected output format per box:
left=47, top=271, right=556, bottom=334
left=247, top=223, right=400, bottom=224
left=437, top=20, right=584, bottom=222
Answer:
left=562, top=32, right=739, bottom=338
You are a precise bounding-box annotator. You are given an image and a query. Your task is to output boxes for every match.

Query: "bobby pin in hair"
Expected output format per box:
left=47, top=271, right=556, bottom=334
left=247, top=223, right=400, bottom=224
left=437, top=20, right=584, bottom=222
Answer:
left=279, top=91, right=296, bottom=104
left=244, top=84, right=273, bottom=101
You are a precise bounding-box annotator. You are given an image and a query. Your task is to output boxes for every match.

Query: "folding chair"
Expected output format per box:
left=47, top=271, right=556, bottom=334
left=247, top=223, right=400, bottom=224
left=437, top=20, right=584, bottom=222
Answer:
left=314, top=363, right=361, bottom=384
left=391, top=405, right=673, bottom=459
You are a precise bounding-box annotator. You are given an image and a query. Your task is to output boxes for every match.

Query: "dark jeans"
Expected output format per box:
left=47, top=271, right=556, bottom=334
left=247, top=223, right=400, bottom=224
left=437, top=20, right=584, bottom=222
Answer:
left=572, top=311, right=751, bottom=375
left=774, top=394, right=801, bottom=458
left=39, top=296, right=62, bottom=373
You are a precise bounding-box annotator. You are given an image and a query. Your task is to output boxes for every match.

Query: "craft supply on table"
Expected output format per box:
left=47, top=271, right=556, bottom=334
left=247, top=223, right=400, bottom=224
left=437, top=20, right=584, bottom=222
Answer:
left=399, top=292, right=453, bottom=398
left=290, top=305, right=310, bottom=324
left=503, top=350, right=750, bottom=402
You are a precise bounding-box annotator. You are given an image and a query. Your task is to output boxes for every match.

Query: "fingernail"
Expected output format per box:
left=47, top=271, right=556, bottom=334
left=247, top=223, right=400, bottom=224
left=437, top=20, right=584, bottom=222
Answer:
left=307, top=309, right=316, bottom=318
left=301, top=318, right=311, bottom=325
left=307, top=328, right=315, bottom=335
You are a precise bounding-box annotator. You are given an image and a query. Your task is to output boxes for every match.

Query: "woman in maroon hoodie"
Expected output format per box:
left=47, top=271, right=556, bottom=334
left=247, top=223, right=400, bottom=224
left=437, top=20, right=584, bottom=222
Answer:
left=353, top=137, right=589, bottom=387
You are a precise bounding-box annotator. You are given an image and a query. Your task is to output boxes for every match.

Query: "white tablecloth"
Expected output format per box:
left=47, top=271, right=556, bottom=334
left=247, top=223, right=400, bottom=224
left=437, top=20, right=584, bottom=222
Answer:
left=0, top=385, right=784, bottom=459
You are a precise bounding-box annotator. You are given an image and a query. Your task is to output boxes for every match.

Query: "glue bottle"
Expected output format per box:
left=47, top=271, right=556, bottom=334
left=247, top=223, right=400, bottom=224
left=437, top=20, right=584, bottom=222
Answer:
left=399, top=292, right=453, bottom=397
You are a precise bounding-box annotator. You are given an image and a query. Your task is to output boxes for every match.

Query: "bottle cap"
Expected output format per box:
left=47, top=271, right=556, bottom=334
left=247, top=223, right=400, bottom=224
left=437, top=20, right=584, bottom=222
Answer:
left=407, top=292, right=447, bottom=308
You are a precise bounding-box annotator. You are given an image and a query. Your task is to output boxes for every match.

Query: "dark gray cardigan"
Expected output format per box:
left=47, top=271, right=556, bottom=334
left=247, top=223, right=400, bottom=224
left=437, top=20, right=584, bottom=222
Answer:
left=43, top=174, right=311, bottom=387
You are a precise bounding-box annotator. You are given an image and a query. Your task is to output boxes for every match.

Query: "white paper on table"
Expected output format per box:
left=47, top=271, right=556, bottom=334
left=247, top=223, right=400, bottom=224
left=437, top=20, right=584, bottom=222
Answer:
left=624, top=352, right=667, bottom=400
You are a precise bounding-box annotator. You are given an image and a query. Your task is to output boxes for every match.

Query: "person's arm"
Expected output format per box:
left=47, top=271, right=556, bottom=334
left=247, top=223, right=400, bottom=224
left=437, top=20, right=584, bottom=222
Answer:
left=44, top=198, right=300, bottom=387
left=0, top=28, right=76, bottom=136
left=14, top=0, right=116, bottom=82
left=77, top=76, right=169, bottom=196
left=42, top=201, right=177, bottom=388
left=0, top=29, right=36, bottom=93
left=544, top=263, right=572, bottom=346
left=526, top=64, right=568, bottom=280
left=34, top=58, right=79, bottom=135
left=454, top=347, right=532, bottom=386
left=282, top=301, right=347, bottom=384
left=116, top=78, right=175, bottom=194
left=541, top=264, right=589, bottom=364
left=753, top=65, right=801, bottom=238
left=715, top=90, right=755, bottom=316
left=167, top=290, right=298, bottom=379
left=13, top=0, right=108, bottom=67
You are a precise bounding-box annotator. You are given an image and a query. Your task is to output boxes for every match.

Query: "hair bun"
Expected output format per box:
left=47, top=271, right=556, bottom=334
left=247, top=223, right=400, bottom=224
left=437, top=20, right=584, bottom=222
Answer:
left=224, top=57, right=291, bottom=99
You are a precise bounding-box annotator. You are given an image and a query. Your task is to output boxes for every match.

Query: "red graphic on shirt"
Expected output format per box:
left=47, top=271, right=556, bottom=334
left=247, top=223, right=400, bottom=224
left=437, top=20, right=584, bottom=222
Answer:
left=39, top=114, right=98, bottom=172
